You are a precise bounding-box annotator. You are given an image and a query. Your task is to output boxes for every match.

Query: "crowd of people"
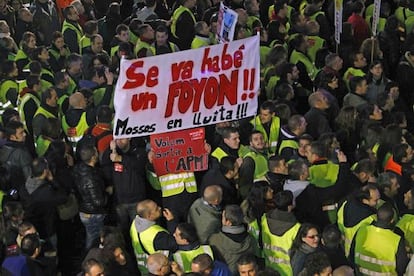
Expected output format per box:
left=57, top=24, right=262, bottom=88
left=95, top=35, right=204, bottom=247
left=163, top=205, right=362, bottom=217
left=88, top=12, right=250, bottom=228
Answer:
left=2, top=0, right=414, bottom=275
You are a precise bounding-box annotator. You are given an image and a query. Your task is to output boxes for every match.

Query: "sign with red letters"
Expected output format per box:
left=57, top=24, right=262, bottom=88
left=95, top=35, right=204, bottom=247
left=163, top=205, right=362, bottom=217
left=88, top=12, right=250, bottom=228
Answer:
left=113, top=35, right=260, bottom=138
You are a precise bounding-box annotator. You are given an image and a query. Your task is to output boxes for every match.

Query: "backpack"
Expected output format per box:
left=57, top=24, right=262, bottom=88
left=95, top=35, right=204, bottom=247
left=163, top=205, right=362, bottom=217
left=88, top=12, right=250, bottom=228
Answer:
left=75, top=127, right=112, bottom=160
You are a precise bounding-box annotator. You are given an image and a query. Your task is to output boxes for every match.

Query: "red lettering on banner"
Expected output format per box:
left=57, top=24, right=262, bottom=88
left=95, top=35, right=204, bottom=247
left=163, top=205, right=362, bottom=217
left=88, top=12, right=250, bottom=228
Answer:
left=201, top=44, right=245, bottom=73
left=131, top=92, right=158, bottom=111
left=171, top=61, right=194, bottom=81
left=122, top=60, right=159, bottom=89
left=164, top=70, right=238, bottom=117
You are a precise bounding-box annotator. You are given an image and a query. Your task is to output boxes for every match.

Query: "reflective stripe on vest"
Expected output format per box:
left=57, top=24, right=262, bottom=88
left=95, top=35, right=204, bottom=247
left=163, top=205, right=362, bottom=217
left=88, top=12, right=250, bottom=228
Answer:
left=278, top=139, right=299, bottom=155
left=62, top=112, right=89, bottom=143
left=130, top=222, right=169, bottom=274
left=171, top=6, right=196, bottom=38
left=173, top=245, right=214, bottom=272
left=134, top=39, right=152, bottom=56
left=18, top=93, right=40, bottom=128
left=261, top=214, right=300, bottom=275
left=34, top=106, right=57, bottom=119
left=396, top=214, right=414, bottom=251
left=354, top=225, right=399, bottom=275
left=158, top=172, right=197, bottom=197
left=79, top=35, right=91, bottom=54
left=0, top=79, right=18, bottom=105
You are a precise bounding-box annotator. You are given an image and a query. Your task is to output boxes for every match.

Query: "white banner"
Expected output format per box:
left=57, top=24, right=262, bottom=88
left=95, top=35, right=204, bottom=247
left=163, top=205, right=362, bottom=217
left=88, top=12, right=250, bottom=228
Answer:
left=216, top=2, right=239, bottom=43
left=334, top=0, right=343, bottom=44
left=372, top=0, right=381, bottom=35
left=113, top=35, right=260, bottom=138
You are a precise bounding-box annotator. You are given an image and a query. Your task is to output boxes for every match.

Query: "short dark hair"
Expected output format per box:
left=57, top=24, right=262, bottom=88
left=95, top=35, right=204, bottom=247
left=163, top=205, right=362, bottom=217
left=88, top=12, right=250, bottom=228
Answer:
left=288, top=159, right=307, bottom=180
left=177, top=223, right=199, bottom=243
left=393, top=143, right=410, bottom=164
left=302, top=252, right=331, bottom=275
left=31, top=157, right=49, bottom=178
left=116, top=23, right=129, bottom=34
left=224, top=204, right=244, bottom=225
left=221, top=126, right=239, bottom=139
left=192, top=254, right=213, bottom=271
left=237, top=253, right=257, bottom=267
left=349, top=76, right=366, bottom=93
left=310, top=141, right=327, bottom=158
left=377, top=202, right=394, bottom=224
left=42, top=87, right=56, bottom=104
left=84, top=20, right=98, bottom=35
left=322, top=224, right=341, bottom=248
left=353, top=159, right=375, bottom=174
left=260, top=100, right=275, bottom=113
left=219, top=156, right=237, bottom=175
left=79, top=144, right=97, bottom=163
left=96, top=105, right=113, bottom=123
left=82, top=258, right=104, bottom=274
left=26, top=75, right=40, bottom=89
left=268, top=154, right=285, bottom=171
left=4, top=121, right=24, bottom=138
left=21, top=233, right=41, bottom=256
left=274, top=190, right=293, bottom=211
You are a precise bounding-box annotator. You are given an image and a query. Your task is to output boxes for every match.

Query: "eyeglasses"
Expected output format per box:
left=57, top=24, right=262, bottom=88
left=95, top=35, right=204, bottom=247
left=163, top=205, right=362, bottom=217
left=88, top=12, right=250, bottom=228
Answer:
left=306, top=234, right=319, bottom=239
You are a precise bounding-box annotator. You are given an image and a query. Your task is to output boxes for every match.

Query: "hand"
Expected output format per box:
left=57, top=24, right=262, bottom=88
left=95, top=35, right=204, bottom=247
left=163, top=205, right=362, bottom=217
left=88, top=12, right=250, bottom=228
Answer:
left=170, top=261, right=183, bottom=276
left=105, top=68, right=114, bottom=85
left=204, top=141, right=211, bottom=154
left=65, top=153, right=74, bottom=167
left=236, top=157, right=243, bottom=167
left=337, top=150, right=347, bottom=163
left=163, top=208, right=174, bottom=221
left=110, top=152, right=121, bottom=162
left=46, top=169, right=54, bottom=181
left=110, top=140, right=117, bottom=152
left=148, top=150, right=155, bottom=164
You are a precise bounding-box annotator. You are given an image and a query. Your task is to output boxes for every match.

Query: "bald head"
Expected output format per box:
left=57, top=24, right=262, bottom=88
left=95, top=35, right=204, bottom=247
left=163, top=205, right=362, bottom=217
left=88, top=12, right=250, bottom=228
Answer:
left=147, top=253, right=169, bottom=275
left=136, top=199, right=156, bottom=218
left=333, top=265, right=354, bottom=276
left=69, top=92, right=87, bottom=109
left=203, top=185, right=223, bottom=205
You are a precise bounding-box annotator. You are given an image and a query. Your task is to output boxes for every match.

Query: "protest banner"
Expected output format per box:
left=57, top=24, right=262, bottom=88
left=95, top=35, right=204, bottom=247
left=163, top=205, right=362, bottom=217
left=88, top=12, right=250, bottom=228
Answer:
left=150, top=127, right=208, bottom=175
left=216, top=2, right=238, bottom=43
left=113, top=35, right=260, bottom=139
left=372, top=0, right=381, bottom=36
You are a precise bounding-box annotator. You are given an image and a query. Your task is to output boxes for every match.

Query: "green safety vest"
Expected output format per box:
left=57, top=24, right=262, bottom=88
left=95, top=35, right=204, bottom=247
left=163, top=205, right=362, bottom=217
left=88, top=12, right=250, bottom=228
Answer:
left=0, top=79, right=18, bottom=106
left=62, top=20, right=84, bottom=49
left=0, top=190, right=4, bottom=212
left=309, top=10, right=324, bottom=21
left=18, top=93, right=40, bottom=129
left=246, top=15, right=261, bottom=35
left=34, top=105, right=57, bottom=120
left=129, top=30, right=138, bottom=45
left=395, top=7, right=414, bottom=25
left=265, top=75, right=280, bottom=100
left=67, top=75, right=77, bottom=95
left=211, top=145, right=249, bottom=162
left=306, top=35, right=325, bottom=64
left=261, top=214, right=300, bottom=276
left=405, top=16, right=414, bottom=35
left=244, top=150, right=269, bottom=180
left=171, top=5, right=196, bottom=39
left=35, top=135, right=52, bottom=157
left=62, top=112, right=89, bottom=144
left=309, top=161, right=339, bottom=188
left=289, top=49, right=317, bottom=80
left=247, top=218, right=264, bottom=258
left=191, top=36, right=210, bottom=49
left=130, top=222, right=169, bottom=274
left=79, top=35, right=91, bottom=54
left=250, top=116, right=280, bottom=153
left=278, top=139, right=299, bottom=160
left=148, top=171, right=198, bottom=198
left=7, top=52, right=15, bottom=61
left=110, top=45, right=120, bottom=58
left=149, top=42, right=178, bottom=55
left=343, top=67, right=365, bottom=89
left=134, top=39, right=152, bottom=56
left=268, top=5, right=293, bottom=23
left=396, top=214, right=414, bottom=252
left=354, top=224, right=400, bottom=275
left=337, top=201, right=376, bottom=257
left=173, top=245, right=214, bottom=272
left=14, top=49, right=30, bottom=70
left=48, top=46, right=71, bottom=63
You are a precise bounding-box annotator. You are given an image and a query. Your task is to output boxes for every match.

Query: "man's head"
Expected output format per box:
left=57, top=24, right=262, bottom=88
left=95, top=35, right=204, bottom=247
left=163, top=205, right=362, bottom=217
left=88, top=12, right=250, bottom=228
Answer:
left=237, top=254, right=258, bottom=276
left=31, top=157, right=50, bottom=179
left=203, top=185, right=223, bottom=206
left=18, top=7, right=33, bottom=23
left=393, top=143, right=413, bottom=164
left=138, top=24, right=155, bottom=40
left=21, top=233, right=41, bottom=259
left=349, top=76, right=368, bottom=95
left=259, top=101, right=275, bottom=124
left=377, top=172, right=400, bottom=198
left=69, top=92, right=87, bottom=109
left=84, top=20, right=98, bottom=36
left=244, top=0, right=259, bottom=15
left=302, top=252, right=332, bottom=276
left=404, top=188, right=414, bottom=210
left=288, top=159, right=309, bottom=181
left=91, top=34, right=104, bottom=53
left=358, top=184, right=380, bottom=208
left=155, top=25, right=169, bottom=46
left=147, top=253, right=170, bottom=276
left=222, top=204, right=244, bottom=226
left=194, top=21, right=210, bottom=36
left=308, top=91, right=329, bottom=110
left=66, top=53, right=83, bottom=75
left=321, top=224, right=342, bottom=249
left=219, top=156, right=239, bottom=179
left=268, top=155, right=288, bottom=175
left=324, top=53, right=343, bottom=71
left=352, top=52, right=367, bottom=69
left=353, top=159, right=375, bottom=183
left=136, top=199, right=162, bottom=221
left=376, top=202, right=395, bottom=225
left=249, top=130, right=265, bottom=151
left=79, top=144, right=98, bottom=166
left=274, top=190, right=294, bottom=211
left=288, top=115, right=307, bottom=136
left=96, top=105, right=113, bottom=124
left=116, top=24, right=129, bottom=42
left=5, top=121, right=26, bottom=142
left=173, top=223, right=199, bottom=245
left=64, top=5, right=79, bottom=21
left=306, top=141, right=327, bottom=164
left=42, top=87, right=58, bottom=108
left=82, top=258, right=105, bottom=276
left=222, top=127, right=240, bottom=150
left=192, top=254, right=214, bottom=275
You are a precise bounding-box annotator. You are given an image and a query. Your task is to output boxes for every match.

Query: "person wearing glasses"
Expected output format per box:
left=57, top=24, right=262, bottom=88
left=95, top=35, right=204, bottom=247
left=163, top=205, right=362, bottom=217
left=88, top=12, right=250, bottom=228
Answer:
left=290, top=223, right=321, bottom=275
